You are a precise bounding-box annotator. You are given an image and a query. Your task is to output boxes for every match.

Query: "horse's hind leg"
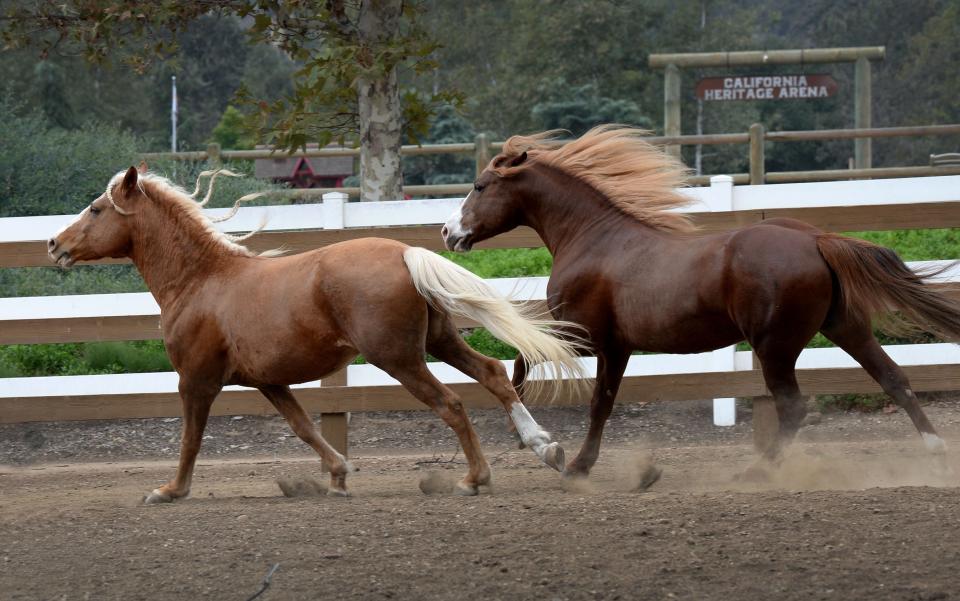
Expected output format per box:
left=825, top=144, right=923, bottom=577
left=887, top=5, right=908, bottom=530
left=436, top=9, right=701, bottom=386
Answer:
left=821, top=318, right=948, bottom=459
left=379, top=358, right=491, bottom=495
left=754, top=357, right=807, bottom=461
left=259, top=385, right=356, bottom=496
left=426, top=312, right=565, bottom=471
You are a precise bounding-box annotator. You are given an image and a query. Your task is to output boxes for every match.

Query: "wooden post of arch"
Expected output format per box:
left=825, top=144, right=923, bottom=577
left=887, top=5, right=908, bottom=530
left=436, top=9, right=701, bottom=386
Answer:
left=664, top=64, right=682, bottom=160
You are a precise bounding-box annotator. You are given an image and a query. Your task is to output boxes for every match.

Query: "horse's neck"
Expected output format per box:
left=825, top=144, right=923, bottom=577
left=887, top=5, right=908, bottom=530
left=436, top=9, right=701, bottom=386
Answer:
left=523, top=165, right=654, bottom=257
left=129, top=203, right=238, bottom=310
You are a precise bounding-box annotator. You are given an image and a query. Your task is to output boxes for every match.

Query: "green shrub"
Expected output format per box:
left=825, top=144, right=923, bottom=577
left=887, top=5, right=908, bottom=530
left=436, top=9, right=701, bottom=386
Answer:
left=0, top=340, right=172, bottom=378
left=82, top=341, right=172, bottom=373
left=0, top=343, right=86, bottom=377
left=0, top=355, right=21, bottom=378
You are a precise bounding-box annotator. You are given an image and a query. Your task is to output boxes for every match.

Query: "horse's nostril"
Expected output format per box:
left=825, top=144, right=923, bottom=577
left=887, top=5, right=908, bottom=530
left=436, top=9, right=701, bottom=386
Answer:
left=47, top=238, right=57, bottom=251
left=441, top=226, right=449, bottom=239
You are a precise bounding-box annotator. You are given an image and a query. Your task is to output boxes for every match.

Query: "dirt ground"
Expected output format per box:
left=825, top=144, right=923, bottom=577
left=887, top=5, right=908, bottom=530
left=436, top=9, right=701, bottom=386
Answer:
left=3, top=399, right=960, bottom=600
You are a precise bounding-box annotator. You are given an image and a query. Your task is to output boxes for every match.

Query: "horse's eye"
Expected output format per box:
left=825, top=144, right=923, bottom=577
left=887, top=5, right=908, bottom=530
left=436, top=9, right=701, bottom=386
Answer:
left=473, top=182, right=485, bottom=192
left=90, top=206, right=101, bottom=215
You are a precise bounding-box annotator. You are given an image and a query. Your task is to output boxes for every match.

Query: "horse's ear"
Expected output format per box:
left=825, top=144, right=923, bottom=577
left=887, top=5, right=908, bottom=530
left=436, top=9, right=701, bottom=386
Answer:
left=507, top=151, right=528, bottom=168
left=121, top=166, right=139, bottom=197
left=137, top=160, right=149, bottom=174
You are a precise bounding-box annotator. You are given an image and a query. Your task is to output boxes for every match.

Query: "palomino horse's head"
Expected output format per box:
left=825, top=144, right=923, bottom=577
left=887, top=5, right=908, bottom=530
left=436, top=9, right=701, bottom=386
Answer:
left=441, top=151, right=530, bottom=252
left=48, top=167, right=143, bottom=268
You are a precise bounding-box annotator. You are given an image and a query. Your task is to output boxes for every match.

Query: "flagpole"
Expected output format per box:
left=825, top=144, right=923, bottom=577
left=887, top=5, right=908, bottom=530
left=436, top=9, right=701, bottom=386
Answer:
left=171, top=76, right=178, bottom=153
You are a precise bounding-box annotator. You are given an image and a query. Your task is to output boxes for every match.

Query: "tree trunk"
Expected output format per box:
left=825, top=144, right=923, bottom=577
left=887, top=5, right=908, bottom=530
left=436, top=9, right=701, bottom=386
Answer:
left=357, top=0, right=403, bottom=202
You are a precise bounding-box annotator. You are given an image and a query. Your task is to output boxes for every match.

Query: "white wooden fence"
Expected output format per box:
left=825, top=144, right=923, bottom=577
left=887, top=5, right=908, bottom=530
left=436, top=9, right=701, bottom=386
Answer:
left=2, top=176, right=959, bottom=448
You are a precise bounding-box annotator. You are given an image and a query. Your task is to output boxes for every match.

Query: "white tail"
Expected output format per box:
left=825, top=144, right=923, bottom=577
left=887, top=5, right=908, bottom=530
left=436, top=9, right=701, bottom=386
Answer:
left=403, top=247, right=588, bottom=399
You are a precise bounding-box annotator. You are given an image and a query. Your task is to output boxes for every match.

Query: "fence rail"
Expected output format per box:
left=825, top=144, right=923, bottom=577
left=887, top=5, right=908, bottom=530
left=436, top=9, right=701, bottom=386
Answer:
left=137, top=123, right=960, bottom=198
left=3, top=175, right=959, bottom=269
left=4, top=345, right=960, bottom=424
left=3, top=263, right=957, bottom=346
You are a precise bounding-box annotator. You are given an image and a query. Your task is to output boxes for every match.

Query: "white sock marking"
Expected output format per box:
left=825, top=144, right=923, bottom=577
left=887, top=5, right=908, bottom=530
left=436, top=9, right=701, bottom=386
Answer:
left=510, top=403, right=551, bottom=455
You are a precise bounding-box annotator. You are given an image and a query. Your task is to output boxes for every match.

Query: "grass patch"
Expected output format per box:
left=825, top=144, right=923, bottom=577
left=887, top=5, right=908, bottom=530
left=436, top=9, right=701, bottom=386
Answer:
left=848, top=228, right=960, bottom=261
left=439, top=248, right=552, bottom=278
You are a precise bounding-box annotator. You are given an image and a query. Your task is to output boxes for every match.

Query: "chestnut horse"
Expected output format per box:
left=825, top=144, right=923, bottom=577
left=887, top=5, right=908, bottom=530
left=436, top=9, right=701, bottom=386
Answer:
left=442, top=125, right=960, bottom=479
left=49, top=166, right=585, bottom=501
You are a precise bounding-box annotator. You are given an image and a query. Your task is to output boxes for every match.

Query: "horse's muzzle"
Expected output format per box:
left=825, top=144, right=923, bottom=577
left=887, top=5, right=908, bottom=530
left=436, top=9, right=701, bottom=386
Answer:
left=442, top=232, right=473, bottom=252
left=47, top=239, right=75, bottom=268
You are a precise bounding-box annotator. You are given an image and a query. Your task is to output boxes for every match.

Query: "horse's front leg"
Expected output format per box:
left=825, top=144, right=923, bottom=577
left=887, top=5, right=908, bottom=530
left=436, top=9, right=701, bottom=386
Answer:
left=144, top=381, right=220, bottom=504
left=565, top=349, right=629, bottom=478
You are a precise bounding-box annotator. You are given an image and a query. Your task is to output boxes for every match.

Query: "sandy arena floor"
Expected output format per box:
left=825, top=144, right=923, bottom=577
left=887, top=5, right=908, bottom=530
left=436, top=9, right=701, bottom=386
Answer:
left=3, top=400, right=960, bottom=600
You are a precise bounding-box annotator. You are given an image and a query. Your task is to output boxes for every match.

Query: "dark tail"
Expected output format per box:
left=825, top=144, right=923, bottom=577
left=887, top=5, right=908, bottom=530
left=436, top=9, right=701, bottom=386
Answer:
left=816, top=234, right=960, bottom=340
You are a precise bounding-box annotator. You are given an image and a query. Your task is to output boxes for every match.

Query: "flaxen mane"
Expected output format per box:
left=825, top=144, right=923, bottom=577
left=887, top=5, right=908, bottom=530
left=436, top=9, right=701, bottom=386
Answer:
left=492, top=125, right=695, bottom=232
left=106, top=170, right=277, bottom=257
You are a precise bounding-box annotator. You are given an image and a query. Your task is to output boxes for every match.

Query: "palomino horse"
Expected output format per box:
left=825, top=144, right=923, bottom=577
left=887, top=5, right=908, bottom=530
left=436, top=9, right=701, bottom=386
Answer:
left=442, top=125, right=960, bottom=479
left=49, top=166, right=585, bottom=501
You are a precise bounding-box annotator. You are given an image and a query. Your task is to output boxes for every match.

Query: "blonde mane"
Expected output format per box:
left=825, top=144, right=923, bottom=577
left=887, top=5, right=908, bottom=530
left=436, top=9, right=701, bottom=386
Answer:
left=492, top=125, right=695, bottom=232
left=106, top=170, right=276, bottom=257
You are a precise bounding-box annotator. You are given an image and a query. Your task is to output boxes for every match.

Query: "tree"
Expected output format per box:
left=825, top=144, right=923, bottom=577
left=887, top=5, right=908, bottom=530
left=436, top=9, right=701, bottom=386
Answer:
left=531, top=79, right=652, bottom=136
left=403, top=103, right=475, bottom=186
left=210, top=105, right=256, bottom=150
left=1, top=1, right=454, bottom=201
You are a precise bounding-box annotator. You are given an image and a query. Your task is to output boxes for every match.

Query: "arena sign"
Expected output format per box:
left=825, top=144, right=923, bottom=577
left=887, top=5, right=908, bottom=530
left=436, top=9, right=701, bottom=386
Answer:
left=695, top=74, right=838, bottom=101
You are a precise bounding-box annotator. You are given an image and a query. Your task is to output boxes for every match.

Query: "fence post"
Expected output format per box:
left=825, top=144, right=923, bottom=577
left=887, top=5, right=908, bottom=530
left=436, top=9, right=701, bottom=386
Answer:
left=749, top=123, right=765, bottom=185
left=707, top=175, right=737, bottom=426
left=854, top=56, right=873, bottom=169
left=664, top=64, right=682, bottom=160
left=322, top=191, right=347, bottom=229
left=475, top=133, right=491, bottom=177
left=320, top=368, right=349, bottom=472
left=206, top=142, right=222, bottom=168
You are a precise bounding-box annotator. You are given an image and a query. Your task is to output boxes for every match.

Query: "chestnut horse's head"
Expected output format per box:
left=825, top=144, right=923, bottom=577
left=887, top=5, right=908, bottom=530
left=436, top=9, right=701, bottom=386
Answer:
left=441, top=151, right=530, bottom=252
left=48, top=166, right=144, bottom=268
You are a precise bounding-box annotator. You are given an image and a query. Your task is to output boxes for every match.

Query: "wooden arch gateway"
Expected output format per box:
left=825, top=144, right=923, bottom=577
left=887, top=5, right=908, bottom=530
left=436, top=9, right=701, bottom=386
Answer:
left=648, top=46, right=885, bottom=169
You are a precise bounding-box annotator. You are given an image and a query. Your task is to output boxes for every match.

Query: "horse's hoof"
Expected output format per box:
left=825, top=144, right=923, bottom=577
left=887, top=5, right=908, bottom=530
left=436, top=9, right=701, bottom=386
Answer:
left=561, top=468, right=588, bottom=481
left=143, top=489, right=173, bottom=505
left=541, top=442, right=566, bottom=472
left=455, top=482, right=479, bottom=496
left=327, top=488, right=351, bottom=498
left=634, top=465, right=662, bottom=492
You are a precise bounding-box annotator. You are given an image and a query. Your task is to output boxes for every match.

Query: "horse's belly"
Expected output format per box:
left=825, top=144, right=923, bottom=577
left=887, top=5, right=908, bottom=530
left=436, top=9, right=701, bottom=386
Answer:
left=624, top=313, right=743, bottom=354
left=226, top=328, right=357, bottom=387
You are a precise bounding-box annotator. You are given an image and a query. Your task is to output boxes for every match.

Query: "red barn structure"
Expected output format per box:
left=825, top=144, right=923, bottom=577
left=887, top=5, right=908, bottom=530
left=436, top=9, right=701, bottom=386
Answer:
left=253, top=145, right=355, bottom=188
